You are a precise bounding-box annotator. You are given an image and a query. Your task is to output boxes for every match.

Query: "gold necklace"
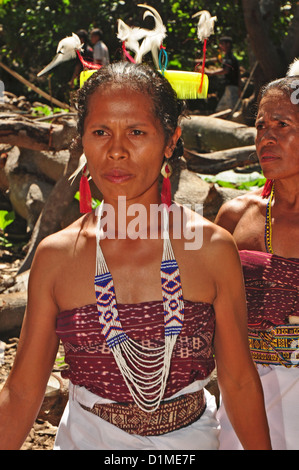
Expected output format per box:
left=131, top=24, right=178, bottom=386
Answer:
left=264, top=183, right=275, bottom=253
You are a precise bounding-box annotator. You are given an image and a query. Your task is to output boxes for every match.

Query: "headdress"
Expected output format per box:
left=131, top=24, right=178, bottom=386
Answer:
left=37, top=33, right=102, bottom=78
left=287, top=58, right=299, bottom=77
left=192, top=10, right=217, bottom=94
left=81, top=5, right=216, bottom=100
left=37, top=32, right=102, bottom=213
left=37, top=5, right=217, bottom=211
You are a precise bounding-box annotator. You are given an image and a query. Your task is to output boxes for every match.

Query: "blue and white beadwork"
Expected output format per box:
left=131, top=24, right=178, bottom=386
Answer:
left=94, top=202, right=184, bottom=412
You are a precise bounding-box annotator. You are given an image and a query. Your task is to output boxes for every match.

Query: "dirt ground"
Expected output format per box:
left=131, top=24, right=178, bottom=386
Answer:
left=0, top=253, right=68, bottom=450
left=0, top=333, right=68, bottom=450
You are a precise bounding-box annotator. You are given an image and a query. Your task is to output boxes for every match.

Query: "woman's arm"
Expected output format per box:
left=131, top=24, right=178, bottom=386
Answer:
left=210, top=230, right=271, bottom=450
left=0, top=239, right=60, bottom=450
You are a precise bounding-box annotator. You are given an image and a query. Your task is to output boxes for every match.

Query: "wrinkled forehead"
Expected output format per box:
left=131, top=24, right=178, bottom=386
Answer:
left=257, top=87, right=299, bottom=118
left=88, top=80, right=155, bottom=106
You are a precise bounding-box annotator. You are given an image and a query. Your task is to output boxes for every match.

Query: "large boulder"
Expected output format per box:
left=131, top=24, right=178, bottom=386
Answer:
left=3, top=146, right=70, bottom=230
left=173, top=167, right=245, bottom=222
left=181, top=115, right=257, bottom=152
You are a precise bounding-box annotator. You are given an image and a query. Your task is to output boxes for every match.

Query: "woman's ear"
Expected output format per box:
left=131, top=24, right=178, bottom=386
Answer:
left=165, top=127, right=182, bottom=159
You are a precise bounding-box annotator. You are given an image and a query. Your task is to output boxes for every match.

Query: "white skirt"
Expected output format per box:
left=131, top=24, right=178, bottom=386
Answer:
left=217, top=365, right=299, bottom=450
left=54, top=379, right=220, bottom=450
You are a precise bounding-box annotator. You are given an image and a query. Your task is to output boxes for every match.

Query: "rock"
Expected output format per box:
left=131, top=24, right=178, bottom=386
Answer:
left=15, top=148, right=70, bottom=183
left=0, top=291, right=27, bottom=335
left=173, top=168, right=244, bottom=221
left=206, top=369, right=220, bottom=407
left=4, top=269, right=30, bottom=294
left=3, top=145, right=73, bottom=230
left=38, top=373, right=69, bottom=427
left=173, top=168, right=212, bottom=210
left=4, top=144, right=69, bottom=184
left=6, top=172, right=53, bottom=230
left=181, top=115, right=256, bottom=152
left=0, top=144, right=11, bottom=192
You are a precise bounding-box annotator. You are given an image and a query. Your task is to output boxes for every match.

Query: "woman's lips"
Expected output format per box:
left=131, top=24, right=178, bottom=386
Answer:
left=103, top=169, right=134, bottom=183
left=259, top=152, right=279, bottom=163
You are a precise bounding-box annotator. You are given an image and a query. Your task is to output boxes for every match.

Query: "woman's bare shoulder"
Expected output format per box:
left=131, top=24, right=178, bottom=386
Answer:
left=32, top=214, right=95, bottom=269
left=177, top=203, right=238, bottom=258
left=214, top=189, right=264, bottom=233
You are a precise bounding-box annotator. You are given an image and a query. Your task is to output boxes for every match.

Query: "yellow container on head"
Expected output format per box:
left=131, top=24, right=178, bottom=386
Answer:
left=159, top=70, right=208, bottom=99
left=79, top=68, right=209, bottom=100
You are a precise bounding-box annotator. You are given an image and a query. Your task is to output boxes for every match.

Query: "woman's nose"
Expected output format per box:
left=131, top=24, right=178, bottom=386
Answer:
left=107, top=135, right=129, bottom=160
left=260, top=126, right=277, bottom=144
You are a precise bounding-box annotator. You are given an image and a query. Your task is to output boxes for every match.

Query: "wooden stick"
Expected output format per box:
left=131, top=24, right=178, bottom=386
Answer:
left=230, top=61, right=258, bottom=115
left=0, top=61, right=75, bottom=111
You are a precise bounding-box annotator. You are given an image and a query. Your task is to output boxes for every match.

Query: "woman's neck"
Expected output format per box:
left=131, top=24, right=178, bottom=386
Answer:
left=98, top=192, right=167, bottom=240
left=273, top=178, right=299, bottom=211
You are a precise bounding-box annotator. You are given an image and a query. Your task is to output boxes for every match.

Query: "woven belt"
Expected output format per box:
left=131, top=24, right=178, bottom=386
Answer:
left=248, top=324, right=299, bottom=367
left=80, top=389, right=206, bottom=436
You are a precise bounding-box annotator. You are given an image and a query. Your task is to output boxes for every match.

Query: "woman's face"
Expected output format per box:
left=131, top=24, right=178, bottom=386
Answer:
left=82, top=86, right=181, bottom=204
left=255, top=89, right=299, bottom=181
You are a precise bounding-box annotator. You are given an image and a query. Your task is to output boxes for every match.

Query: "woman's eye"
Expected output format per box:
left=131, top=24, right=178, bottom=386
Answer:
left=130, top=129, right=144, bottom=136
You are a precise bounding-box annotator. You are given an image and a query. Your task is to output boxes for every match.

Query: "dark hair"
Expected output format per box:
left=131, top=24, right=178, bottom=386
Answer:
left=75, top=61, right=186, bottom=167
left=257, top=75, right=299, bottom=110
left=90, top=28, right=103, bottom=40
left=76, top=29, right=88, bottom=42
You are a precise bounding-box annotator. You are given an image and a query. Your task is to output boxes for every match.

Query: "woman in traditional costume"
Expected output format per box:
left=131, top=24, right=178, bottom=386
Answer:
left=0, top=62, right=271, bottom=450
left=216, top=72, right=299, bottom=450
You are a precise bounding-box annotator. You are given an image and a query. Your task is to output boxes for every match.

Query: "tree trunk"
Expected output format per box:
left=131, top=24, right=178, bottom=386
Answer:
left=242, top=0, right=285, bottom=81
left=18, top=145, right=82, bottom=273
left=0, top=115, right=77, bottom=151
left=184, top=145, right=258, bottom=174
left=281, top=4, right=299, bottom=64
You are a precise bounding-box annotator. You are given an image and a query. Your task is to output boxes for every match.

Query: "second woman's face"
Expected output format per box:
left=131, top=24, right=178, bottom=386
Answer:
left=255, top=89, right=299, bottom=181
left=82, top=86, right=180, bottom=204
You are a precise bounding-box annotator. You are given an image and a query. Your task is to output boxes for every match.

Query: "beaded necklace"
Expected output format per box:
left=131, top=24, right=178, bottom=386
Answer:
left=264, top=183, right=275, bottom=254
left=94, top=202, right=185, bottom=413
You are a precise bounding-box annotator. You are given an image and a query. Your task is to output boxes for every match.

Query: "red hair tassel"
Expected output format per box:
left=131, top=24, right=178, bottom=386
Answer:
left=261, top=179, right=273, bottom=198
left=199, top=39, right=207, bottom=93
left=79, top=167, right=92, bottom=213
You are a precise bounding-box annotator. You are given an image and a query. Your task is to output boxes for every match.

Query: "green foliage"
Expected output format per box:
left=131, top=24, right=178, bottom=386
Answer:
left=31, top=104, right=68, bottom=116
left=74, top=191, right=101, bottom=210
left=200, top=169, right=266, bottom=191
left=0, top=210, right=15, bottom=248
left=0, top=210, right=15, bottom=231
left=55, top=356, right=66, bottom=367
left=0, top=0, right=295, bottom=102
left=0, top=0, right=248, bottom=101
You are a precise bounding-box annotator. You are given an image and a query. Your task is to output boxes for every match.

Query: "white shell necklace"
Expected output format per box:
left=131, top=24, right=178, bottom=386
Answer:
left=94, top=202, right=185, bottom=412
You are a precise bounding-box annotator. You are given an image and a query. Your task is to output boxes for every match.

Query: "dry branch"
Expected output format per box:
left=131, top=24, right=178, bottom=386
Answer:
left=0, top=115, right=77, bottom=151
left=184, top=145, right=258, bottom=174
left=0, top=61, right=74, bottom=111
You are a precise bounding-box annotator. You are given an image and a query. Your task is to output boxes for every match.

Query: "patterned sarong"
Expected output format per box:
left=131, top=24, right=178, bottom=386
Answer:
left=240, top=250, right=299, bottom=367
left=218, top=250, right=299, bottom=450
